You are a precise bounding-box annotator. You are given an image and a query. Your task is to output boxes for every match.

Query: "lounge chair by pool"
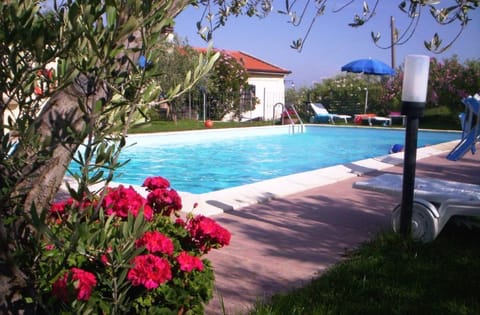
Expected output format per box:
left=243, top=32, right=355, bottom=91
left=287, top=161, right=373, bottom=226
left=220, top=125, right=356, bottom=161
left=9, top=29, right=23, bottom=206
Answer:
left=447, top=95, right=479, bottom=161
left=353, top=173, right=480, bottom=242
left=354, top=114, right=392, bottom=126
left=309, top=103, right=351, bottom=124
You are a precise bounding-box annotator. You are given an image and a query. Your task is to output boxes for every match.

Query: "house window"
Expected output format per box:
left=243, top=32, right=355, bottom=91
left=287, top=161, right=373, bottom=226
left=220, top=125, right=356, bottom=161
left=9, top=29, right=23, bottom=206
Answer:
left=241, top=85, right=256, bottom=111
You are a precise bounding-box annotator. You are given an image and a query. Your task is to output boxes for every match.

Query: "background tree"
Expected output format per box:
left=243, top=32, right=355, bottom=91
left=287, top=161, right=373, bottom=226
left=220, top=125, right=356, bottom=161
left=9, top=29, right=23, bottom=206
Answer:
left=285, top=85, right=300, bottom=105
left=429, top=56, right=480, bottom=112
left=377, top=56, right=480, bottom=114
left=143, top=44, right=251, bottom=122
left=309, top=75, right=388, bottom=115
left=289, top=57, right=480, bottom=119
left=205, top=51, right=249, bottom=120
left=146, top=40, right=201, bottom=121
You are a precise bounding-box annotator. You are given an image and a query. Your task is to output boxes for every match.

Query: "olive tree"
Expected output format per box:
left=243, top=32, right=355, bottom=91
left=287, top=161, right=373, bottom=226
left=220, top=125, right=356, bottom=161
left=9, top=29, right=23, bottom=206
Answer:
left=0, top=1, right=218, bottom=311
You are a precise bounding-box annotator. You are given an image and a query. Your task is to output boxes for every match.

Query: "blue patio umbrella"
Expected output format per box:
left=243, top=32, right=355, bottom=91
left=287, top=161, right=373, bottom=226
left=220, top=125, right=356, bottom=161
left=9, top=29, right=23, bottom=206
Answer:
left=341, top=58, right=395, bottom=76
left=341, top=58, right=395, bottom=113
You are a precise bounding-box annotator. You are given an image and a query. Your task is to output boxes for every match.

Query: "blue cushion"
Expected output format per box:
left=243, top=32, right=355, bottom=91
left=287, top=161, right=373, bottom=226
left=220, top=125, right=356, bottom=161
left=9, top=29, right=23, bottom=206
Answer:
left=312, top=115, right=331, bottom=123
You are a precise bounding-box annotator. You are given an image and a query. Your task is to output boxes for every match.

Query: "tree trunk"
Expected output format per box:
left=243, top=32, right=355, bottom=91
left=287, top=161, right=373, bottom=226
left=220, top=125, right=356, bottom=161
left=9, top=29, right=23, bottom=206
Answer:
left=8, top=76, right=109, bottom=212
left=0, top=2, right=193, bottom=312
left=0, top=77, right=109, bottom=314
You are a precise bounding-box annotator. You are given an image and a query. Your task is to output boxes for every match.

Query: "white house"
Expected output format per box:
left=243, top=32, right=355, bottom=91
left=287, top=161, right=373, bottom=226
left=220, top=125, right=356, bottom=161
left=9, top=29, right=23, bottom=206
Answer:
left=196, top=48, right=291, bottom=121
left=3, top=60, right=57, bottom=133
left=227, top=50, right=291, bottom=121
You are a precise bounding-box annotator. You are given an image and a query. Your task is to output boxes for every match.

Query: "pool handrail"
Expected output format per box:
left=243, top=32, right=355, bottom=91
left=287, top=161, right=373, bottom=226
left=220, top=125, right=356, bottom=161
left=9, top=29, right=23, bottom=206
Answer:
left=273, top=102, right=304, bottom=134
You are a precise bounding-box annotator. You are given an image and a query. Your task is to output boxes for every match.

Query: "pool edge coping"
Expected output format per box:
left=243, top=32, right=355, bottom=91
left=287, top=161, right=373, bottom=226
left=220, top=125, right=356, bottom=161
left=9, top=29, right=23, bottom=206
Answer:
left=60, top=126, right=460, bottom=217
left=174, top=139, right=458, bottom=216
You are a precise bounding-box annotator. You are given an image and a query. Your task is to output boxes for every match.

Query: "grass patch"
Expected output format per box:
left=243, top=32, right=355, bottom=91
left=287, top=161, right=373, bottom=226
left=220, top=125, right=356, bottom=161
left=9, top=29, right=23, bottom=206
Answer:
left=129, top=119, right=272, bottom=133
left=421, top=106, right=462, bottom=130
left=248, top=221, right=480, bottom=315
left=128, top=106, right=461, bottom=134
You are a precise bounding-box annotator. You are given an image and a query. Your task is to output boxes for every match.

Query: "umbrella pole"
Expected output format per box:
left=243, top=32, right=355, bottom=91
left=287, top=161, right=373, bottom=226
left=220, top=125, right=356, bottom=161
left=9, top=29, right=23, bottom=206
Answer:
left=364, top=88, right=368, bottom=114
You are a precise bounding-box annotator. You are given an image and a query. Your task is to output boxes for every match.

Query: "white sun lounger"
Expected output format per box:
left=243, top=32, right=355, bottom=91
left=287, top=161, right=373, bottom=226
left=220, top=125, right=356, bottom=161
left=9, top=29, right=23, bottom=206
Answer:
left=309, top=103, right=351, bottom=124
left=353, top=173, right=480, bottom=242
left=354, top=114, right=392, bottom=126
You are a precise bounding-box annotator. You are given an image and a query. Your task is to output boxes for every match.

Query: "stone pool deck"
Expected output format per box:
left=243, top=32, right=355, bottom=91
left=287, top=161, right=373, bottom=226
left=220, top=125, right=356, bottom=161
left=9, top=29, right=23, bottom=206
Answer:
left=200, top=142, right=480, bottom=315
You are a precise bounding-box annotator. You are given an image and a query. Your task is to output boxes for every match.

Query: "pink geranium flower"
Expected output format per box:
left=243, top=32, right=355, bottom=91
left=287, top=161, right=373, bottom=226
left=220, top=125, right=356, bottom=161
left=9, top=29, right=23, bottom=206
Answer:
left=135, top=231, right=174, bottom=256
left=102, top=185, right=153, bottom=220
left=187, top=215, right=231, bottom=253
left=146, top=188, right=182, bottom=216
left=142, top=176, right=170, bottom=191
left=49, top=197, right=96, bottom=223
left=52, top=268, right=97, bottom=302
left=127, top=254, right=172, bottom=290
left=177, top=251, right=204, bottom=272
left=100, top=247, right=113, bottom=266
left=50, top=201, right=67, bottom=215
left=175, top=218, right=186, bottom=227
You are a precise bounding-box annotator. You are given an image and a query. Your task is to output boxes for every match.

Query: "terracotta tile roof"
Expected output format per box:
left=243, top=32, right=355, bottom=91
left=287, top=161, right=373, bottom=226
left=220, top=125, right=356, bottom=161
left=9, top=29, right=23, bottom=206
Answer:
left=195, top=48, right=291, bottom=75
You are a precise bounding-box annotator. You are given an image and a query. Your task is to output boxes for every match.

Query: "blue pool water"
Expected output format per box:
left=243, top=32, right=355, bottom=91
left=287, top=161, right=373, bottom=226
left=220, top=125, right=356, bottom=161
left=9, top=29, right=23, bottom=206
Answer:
left=91, top=126, right=459, bottom=194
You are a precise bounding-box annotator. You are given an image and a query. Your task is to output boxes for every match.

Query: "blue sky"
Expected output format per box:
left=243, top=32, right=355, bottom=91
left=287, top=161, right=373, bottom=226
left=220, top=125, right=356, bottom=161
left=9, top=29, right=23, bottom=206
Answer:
left=174, top=2, right=480, bottom=87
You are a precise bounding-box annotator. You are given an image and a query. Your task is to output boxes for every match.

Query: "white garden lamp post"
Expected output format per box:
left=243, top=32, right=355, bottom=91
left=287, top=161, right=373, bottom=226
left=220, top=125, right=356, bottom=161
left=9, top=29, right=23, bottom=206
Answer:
left=399, top=55, right=430, bottom=236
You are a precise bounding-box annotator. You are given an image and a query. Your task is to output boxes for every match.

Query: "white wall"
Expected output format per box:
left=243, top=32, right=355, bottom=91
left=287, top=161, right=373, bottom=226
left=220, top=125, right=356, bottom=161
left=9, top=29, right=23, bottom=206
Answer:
left=241, top=75, right=286, bottom=121
left=2, top=94, right=19, bottom=133
left=3, top=59, right=57, bottom=133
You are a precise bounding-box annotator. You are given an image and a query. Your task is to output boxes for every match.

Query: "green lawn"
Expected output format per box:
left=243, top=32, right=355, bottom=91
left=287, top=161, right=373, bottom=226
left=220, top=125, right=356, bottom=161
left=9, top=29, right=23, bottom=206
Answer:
left=129, top=106, right=462, bottom=133
left=129, top=119, right=273, bottom=133
left=420, top=106, right=462, bottom=130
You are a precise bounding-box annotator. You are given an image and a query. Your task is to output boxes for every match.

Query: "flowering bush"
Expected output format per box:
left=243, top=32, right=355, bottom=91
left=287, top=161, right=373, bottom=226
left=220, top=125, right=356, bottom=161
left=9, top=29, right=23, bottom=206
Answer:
left=36, top=176, right=230, bottom=314
left=281, top=108, right=296, bottom=119
left=380, top=56, right=480, bottom=113
left=428, top=57, right=480, bottom=111
left=207, top=51, right=250, bottom=120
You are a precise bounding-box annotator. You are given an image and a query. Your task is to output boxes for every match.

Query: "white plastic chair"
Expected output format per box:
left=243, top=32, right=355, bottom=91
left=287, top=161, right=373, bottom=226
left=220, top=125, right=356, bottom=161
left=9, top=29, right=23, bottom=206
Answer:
left=353, top=173, right=480, bottom=242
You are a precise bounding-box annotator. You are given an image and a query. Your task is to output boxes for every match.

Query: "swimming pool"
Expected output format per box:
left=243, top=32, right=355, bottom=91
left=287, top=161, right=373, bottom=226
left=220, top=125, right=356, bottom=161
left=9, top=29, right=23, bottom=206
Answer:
left=109, top=126, right=459, bottom=194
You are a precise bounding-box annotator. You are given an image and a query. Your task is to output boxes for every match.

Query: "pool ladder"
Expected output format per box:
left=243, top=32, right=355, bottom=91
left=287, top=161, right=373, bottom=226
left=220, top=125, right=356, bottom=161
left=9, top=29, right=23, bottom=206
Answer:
left=273, top=102, right=304, bottom=134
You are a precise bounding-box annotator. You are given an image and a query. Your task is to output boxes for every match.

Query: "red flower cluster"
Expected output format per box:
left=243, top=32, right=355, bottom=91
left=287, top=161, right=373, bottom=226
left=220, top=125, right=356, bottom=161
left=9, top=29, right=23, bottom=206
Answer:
left=50, top=176, right=182, bottom=222
left=52, top=268, right=97, bottom=302
left=100, top=247, right=113, bottom=266
left=49, top=197, right=95, bottom=223
left=34, top=68, right=55, bottom=96
left=102, top=185, right=153, bottom=220
left=187, top=216, right=231, bottom=253
left=281, top=108, right=296, bottom=118
left=48, top=175, right=232, bottom=303
left=37, top=68, right=54, bottom=80
left=127, top=254, right=172, bottom=290
left=147, top=188, right=182, bottom=216
left=143, top=176, right=182, bottom=216
left=135, top=231, right=174, bottom=256
left=143, top=176, right=170, bottom=190
left=177, top=251, right=204, bottom=272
